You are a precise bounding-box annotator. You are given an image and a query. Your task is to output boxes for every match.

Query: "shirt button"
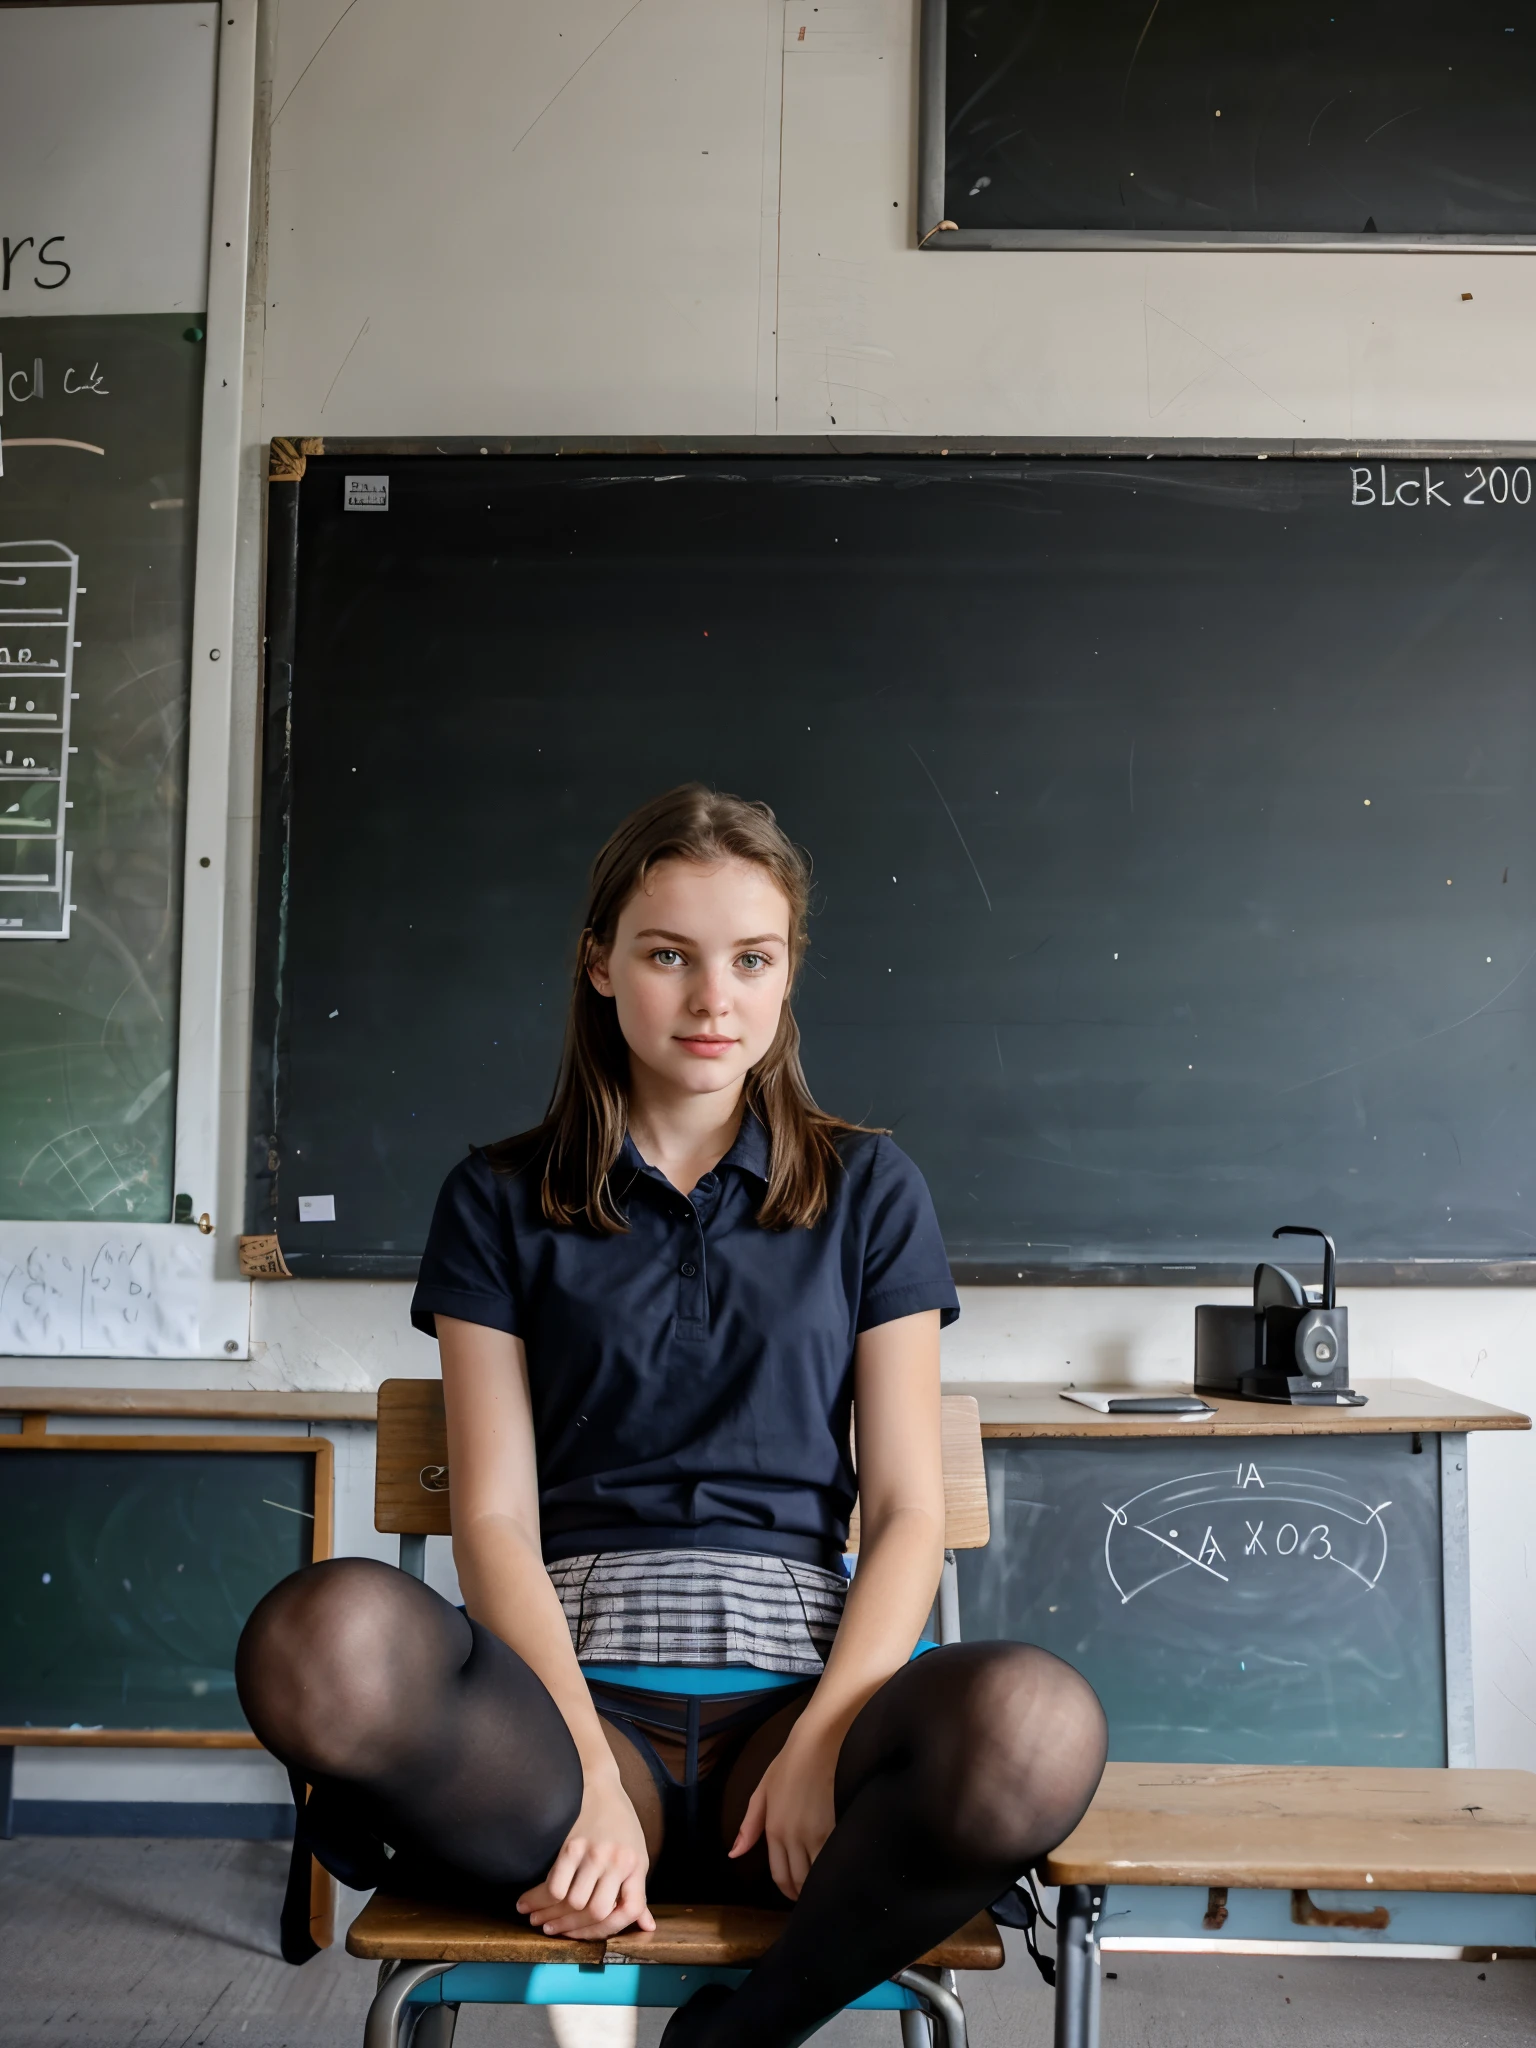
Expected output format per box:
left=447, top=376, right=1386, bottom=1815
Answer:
left=680, top=1261, right=697, bottom=1278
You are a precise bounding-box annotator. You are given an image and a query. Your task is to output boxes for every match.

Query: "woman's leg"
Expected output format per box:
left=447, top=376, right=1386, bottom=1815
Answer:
left=236, top=1557, right=591, bottom=1899
left=669, top=1641, right=1108, bottom=2048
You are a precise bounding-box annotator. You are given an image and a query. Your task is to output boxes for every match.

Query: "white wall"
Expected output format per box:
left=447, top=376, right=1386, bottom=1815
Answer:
left=11, top=0, right=1536, bottom=1803
left=259, top=0, right=1536, bottom=443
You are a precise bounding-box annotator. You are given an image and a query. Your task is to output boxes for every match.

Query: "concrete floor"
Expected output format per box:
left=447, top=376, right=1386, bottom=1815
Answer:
left=2, top=1837, right=1534, bottom=2048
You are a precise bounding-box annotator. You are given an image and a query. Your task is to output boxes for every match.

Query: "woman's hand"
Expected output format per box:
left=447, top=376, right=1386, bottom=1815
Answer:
left=517, top=1772, right=655, bottom=1940
left=729, top=1715, right=842, bottom=1901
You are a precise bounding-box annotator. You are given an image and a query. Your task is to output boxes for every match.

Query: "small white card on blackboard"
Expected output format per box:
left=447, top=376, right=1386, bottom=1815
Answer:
left=344, top=475, right=388, bottom=512
left=297, top=1194, right=336, bottom=1222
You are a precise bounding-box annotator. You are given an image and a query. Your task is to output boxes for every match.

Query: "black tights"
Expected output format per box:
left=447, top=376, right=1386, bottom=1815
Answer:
left=236, top=1558, right=1107, bottom=2048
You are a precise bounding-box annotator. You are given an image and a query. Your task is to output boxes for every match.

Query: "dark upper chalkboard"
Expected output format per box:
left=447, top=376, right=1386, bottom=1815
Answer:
left=0, top=1446, right=314, bottom=1733
left=923, top=0, right=1536, bottom=245
left=253, top=450, right=1536, bottom=1281
left=959, top=1435, right=1446, bottom=1764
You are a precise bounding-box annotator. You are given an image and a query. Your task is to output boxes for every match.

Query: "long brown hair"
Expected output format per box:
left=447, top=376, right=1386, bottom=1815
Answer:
left=486, top=784, right=869, bottom=1231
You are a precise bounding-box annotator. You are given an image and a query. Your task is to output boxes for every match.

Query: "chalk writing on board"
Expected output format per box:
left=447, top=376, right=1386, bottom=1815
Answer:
left=0, top=539, right=76, bottom=937
left=1351, top=464, right=1534, bottom=509
left=1103, top=1461, right=1392, bottom=1606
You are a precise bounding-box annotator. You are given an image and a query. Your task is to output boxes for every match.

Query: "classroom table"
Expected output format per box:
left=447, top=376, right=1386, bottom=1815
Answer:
left=948, top=1379, right=1529, bottom=1769
left=1042, top=1761, right=1536, bottom=2047
left=1, top=1377, right=1526, bottom=1805
left=956, top=1377, right=1526, bottom=1442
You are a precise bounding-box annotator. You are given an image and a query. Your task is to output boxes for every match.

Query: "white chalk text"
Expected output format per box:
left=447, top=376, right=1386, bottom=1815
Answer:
left=1352, top=464, right=1532, bottom=508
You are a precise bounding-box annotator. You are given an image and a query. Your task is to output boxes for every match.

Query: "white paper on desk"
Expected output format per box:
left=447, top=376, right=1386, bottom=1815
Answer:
left=1059, top=1387, right=1213, bottom=1415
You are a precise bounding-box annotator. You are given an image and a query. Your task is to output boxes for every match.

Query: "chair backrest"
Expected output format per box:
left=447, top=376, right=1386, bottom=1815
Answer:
left=375, top=1379, right=989, bottom=1552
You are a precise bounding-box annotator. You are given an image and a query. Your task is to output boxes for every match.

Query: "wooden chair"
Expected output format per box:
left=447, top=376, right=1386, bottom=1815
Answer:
left=346, top=1383, right=1002, bottom=2047
left=1042, top=1761, right=1536, bottom=2048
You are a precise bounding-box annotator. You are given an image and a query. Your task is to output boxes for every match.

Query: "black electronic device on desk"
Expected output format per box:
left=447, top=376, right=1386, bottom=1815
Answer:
left=1195, top=1227, right=1364, bottom=1407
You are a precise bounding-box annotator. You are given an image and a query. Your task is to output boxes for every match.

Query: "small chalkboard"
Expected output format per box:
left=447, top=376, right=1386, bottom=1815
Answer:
left=921, top=0, right=1536, bottom=248
left=959, top=1435, right=1446, bottom=1764
left=0, top=1434, right=330, bottom=1740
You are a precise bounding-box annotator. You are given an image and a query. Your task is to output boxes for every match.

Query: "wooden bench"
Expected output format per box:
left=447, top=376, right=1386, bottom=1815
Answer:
left=345, top=1383, right=1001, bottom=2047
left=1041, top=1762, right=1536, bottom=2047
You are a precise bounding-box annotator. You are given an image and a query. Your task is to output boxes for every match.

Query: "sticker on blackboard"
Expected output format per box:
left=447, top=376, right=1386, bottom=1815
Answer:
left=297, top=1194, right=336, bottom=1222
left=344, top=475, right=388, bottom=512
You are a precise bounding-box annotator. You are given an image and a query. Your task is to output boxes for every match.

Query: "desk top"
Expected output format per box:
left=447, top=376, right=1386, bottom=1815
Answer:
left=0, top=1386, right=378, bottom=1421
left=0, top=1378, right=1524, bottom=1434
left=957, top=1378, right=1529, bottom=1438
left=1043, top=1762, right=1536, bottom=1892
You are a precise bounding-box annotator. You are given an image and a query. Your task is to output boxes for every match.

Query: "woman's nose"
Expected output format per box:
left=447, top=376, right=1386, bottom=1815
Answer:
left=691, top=971, right=731, bottom=1015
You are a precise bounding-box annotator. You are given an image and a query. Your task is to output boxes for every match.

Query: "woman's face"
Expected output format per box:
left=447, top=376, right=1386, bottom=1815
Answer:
left=589, top=857, right=793, bottom=1101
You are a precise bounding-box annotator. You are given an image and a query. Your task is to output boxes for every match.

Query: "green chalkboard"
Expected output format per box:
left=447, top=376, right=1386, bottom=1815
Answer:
left=958, top=1434, right=1446, bottom=1765
left=0, top=313, right=202, bottom=1221
left=0, top=1445, right=315, bottom=1733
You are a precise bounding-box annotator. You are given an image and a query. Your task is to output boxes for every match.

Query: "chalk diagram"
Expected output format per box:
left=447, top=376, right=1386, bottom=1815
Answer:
left=0, top=538, right=76, bottom=939
left=1103, top=1462, right=1392, bottom=1605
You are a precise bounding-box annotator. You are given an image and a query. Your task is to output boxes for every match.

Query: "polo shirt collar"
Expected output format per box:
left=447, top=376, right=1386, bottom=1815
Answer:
left=617, top=1107, right=771, bottom=1190
left=720, top=1107, right=771, bottom=1184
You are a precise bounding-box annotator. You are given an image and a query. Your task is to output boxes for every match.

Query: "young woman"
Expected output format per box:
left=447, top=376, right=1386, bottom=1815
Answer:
left=237, top=786, right=1107, bottom=2048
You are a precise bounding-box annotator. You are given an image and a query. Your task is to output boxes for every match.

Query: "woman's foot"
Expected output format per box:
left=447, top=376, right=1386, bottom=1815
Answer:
left=657, top=1981, right=734, bottom=2046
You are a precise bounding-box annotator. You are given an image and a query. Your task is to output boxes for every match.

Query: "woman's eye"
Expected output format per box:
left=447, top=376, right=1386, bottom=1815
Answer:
left=651, top=949, right=684, bottom=968
left=738, top=952, right=770, bottom=972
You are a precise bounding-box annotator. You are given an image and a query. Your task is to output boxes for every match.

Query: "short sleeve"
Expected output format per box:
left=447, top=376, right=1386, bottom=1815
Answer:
left=856, top=1137, right=960, bottom=1334
left=410, top=1151, right=520, bottom=1338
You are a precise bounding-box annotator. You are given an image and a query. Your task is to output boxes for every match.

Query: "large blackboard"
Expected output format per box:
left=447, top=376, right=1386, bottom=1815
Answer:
left=0, top=1444, right=316, bottom=1734
left=923, top=0, right=1536, bottom=246
left=254, top=448, right=1536, bottom=1282
left=959, top=1435, right=1446, bottom=1764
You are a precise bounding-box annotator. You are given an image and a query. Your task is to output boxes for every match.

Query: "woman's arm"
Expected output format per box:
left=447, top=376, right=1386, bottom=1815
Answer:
left=438, top=1315, right=654, bottom=1937
left=730, top=1309, right=945, bottom=1898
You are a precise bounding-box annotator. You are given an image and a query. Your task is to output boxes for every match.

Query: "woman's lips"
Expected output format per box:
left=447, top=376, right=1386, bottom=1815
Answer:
left=676, top=1035, right=738, bottom=1058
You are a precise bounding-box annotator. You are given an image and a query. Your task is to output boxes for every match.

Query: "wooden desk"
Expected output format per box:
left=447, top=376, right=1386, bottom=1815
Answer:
left=947, top=1379, right=1529, bottom=1773
left=4, top=1376, right=1517, bottom=1435
left=1040, top=1763, right=1536, bottom=2048
left=3, top=1379, right=1523, bottom=1776
left=953, top=1377, right=1528, bottom=1438
left=1046, top=1762, right=1536, bottom=1893
left=0, top=1387, right=378, bottom=1421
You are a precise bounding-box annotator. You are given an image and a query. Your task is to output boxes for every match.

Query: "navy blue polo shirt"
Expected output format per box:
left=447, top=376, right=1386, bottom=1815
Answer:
left=409, top=1116, right=959, bottom=1572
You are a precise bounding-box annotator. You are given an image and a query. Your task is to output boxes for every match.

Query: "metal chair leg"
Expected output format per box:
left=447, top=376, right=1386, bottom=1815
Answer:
left=1053, top=1885, right=1105, bottom=2048
left=364, top=1962, right=450, bottom=2048
left=937, top=1552, right=962, bottom=1646
left=900, top=2007, right=935, bottom=2046
left=405, top=2005, right=458, bottom=2047
left=894, top=1968, right=969, bottom=2048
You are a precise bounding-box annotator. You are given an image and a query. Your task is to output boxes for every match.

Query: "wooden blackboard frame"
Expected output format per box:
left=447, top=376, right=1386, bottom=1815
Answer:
left=0, top=1423, right=333, bottom=1749
left=252, top=435, right=1536, bottom=1288
left=916, top=0, right=1536, bottom=253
